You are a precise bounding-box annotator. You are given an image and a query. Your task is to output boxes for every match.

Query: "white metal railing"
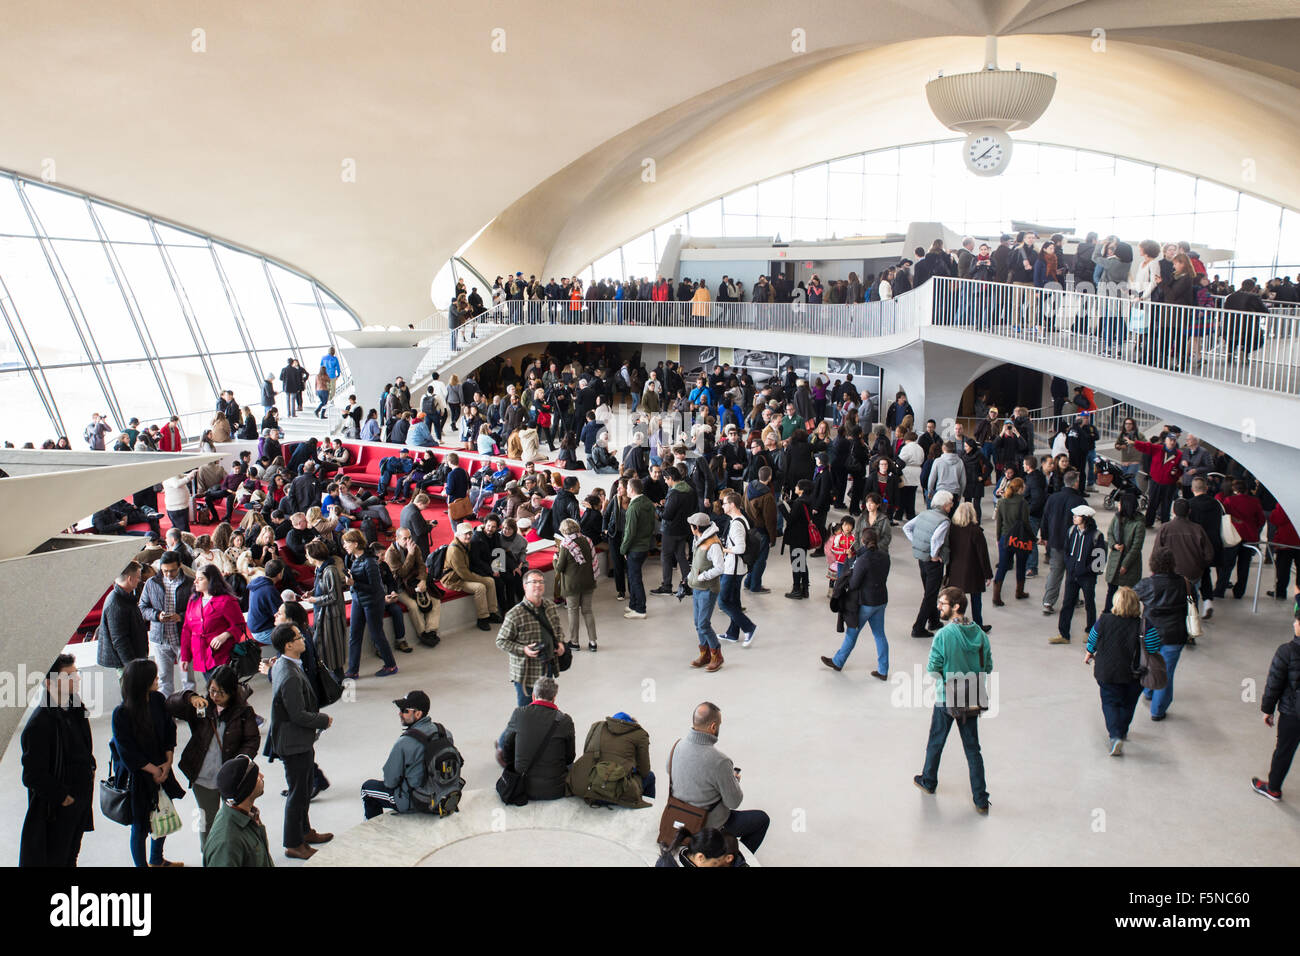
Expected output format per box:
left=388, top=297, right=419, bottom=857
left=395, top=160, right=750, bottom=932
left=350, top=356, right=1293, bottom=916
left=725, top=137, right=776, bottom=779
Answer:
left=930, top=277, right=1300, bottom=395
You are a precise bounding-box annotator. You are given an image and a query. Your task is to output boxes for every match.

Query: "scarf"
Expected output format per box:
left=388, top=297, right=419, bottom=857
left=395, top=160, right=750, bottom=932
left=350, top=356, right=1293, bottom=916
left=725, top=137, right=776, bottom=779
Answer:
left=560, top=533, right=599, bottom=576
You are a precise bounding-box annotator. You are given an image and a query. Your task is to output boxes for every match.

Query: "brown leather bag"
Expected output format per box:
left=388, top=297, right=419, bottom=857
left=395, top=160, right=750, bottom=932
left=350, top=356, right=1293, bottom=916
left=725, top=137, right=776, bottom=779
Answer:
left=657, top=739, right=719, bottom=846
left=448, top=496, right=474, bottom=521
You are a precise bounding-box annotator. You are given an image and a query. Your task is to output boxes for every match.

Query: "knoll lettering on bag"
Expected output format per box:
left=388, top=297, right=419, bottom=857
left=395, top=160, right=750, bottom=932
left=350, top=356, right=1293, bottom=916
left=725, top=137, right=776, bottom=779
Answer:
left=49, top=886, right=151, bottom=936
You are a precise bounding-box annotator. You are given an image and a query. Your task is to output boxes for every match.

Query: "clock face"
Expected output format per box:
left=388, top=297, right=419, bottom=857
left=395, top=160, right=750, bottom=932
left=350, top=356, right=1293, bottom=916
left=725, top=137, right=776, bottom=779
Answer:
left=963, top=129, right=1012, bottom=177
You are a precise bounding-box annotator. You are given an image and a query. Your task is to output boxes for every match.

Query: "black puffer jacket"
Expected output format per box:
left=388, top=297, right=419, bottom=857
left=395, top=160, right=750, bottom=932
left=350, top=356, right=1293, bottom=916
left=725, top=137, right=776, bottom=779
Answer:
left=1133, top=572, right=1188, bottom=645
left=1262, top=636, right=1300, bottom=718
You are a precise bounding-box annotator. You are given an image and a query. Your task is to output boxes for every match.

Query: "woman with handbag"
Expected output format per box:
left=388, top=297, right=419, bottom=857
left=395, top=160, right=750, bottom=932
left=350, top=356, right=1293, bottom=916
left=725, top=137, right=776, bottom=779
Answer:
left=1084, top=586, right=1162, bottom=755
left=947, top=502, right=993, bottom=632
left=111, top=659, right=185, bottom=867
left=164, top=664, right=259, bottom=851
left=1134, top=547, right=1190, bottom=721
left=778, top=479, right=817, bottom=600
left=992, top=477, right=1031, bottom=606
left=179, top=565, right=249, bottom=685
left=1103, top=493, right=1146, bottom=613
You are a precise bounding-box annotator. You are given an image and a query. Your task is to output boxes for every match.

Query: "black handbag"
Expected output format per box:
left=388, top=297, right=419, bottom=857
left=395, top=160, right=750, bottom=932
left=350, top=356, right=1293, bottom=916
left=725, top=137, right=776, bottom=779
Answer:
left=496, top=714, right=560, bottom=806
left=315, top=665, right=344, bottom=708
left=98, top=743, right=132, bottom=827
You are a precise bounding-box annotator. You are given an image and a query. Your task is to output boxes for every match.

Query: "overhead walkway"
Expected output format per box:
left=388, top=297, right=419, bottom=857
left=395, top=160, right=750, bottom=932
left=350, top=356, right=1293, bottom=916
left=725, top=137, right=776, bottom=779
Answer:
left=409, top=279, right=1300, bottom=513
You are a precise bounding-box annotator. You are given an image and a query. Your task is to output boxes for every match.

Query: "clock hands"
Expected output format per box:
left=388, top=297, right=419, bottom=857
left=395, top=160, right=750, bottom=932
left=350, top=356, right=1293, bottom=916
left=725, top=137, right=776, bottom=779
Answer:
left=974, top=144, right=997, bottom=162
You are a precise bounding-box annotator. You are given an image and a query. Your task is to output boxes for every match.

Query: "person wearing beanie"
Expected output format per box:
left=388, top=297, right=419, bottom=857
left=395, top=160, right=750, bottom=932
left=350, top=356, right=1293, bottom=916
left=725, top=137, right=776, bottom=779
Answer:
left=202, top=755, right=273, bottom=868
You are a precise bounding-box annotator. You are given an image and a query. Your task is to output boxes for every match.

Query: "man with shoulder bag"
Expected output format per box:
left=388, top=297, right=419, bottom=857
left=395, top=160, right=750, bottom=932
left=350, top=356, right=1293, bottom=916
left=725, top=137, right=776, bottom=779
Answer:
left=659, top=701, right=768, bottom=855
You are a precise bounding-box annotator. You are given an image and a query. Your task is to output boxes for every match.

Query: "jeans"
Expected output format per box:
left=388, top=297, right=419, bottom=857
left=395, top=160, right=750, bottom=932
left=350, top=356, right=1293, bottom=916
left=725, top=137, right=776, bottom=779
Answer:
left=1098, top=681, right=1143, bottom=740
left=913, top=560, right=944, bottom=631
left=1026, top=516, right=1041, bottom=573
left=744, top=532, right=770, bottom=590
left=151, top=640, right=195, bottom=697
left=994, top=535, right=1029, bottom=582
left=1085, top=449, right=1097, bottom=488
left=693, top=587, right=720, bottom=649
left=625, top=549, right=648, bottom=613
left=1146, top=643, right=1184, bottom=717
left=129, top=822, right=166, bottom=867
left=1057, top=574, right=1097, bottom=641
left=315, top=389, right=330, bottom=417
left=347, top=601, right=397, bottom=674
left=833, top=603, right=888, bottom=672
left=718, top=573, right=755, bottom=638
left=1269, top=713, right=1300, bottom=793
left=660, top=533, right=690, bottom=590
left=723, top=808, right=771, bottom=854
left=920, top=705, right=989, bottom=807
left=969, top=592, right=984, bottom=627
left=1146, top=481, right=1177, bottom=527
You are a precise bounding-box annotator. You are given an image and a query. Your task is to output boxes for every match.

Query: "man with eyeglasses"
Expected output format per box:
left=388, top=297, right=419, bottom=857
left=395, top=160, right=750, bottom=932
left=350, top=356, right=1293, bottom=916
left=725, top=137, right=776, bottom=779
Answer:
left=361, top=690, right=453, bottom=818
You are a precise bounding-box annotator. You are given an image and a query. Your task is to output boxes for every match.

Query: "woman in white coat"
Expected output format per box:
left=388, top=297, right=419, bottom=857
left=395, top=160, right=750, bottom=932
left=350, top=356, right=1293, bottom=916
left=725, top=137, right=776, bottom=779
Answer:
left=895, top=431, right=924, bottom=521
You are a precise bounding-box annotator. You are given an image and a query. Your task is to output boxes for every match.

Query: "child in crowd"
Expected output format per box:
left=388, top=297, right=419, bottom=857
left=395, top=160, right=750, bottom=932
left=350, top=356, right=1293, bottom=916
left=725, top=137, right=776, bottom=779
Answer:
left=826, top=515, right=857, bottom=596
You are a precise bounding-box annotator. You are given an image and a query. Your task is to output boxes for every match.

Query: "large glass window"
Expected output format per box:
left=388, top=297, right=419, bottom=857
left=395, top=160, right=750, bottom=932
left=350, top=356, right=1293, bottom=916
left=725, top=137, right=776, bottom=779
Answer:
left=576, top=139, right=1299, bottom=294
left=0, top=169, right=360, bottom=445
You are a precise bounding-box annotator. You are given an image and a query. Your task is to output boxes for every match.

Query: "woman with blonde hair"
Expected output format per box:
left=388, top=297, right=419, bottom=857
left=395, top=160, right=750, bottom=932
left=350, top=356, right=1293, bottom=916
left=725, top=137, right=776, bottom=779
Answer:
left=1084, top=585, right=1160, bottom=755
left=946, top=501, right=993, bottom=632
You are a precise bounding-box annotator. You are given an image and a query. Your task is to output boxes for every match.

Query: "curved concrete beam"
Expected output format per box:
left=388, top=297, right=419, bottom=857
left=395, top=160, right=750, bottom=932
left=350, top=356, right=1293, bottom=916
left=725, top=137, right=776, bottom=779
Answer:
left=0, top=452, right=218, bottom=560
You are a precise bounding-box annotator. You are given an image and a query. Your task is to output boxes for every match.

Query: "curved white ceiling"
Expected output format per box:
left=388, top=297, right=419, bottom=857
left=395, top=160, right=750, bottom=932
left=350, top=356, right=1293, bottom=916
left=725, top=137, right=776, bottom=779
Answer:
left=3, top=1, right=1296, bottom=323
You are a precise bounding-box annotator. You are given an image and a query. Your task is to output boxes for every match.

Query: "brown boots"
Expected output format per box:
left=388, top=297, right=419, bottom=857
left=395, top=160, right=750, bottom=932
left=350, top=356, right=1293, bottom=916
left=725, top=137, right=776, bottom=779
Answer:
left=992, top=581, right=1005, bottom=607
left=690, top=645, right=711, bottom=668
left=706, top=648, right=724, bottom=672
left=1015, top=578, right=1029, bottom=600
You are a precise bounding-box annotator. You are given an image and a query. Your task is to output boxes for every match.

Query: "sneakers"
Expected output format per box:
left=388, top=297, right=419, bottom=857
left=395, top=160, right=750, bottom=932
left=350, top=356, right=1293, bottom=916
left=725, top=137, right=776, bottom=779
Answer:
left=718, top=632, right=740, bottom=644
left=1048, top=635, right=1070, bottom=645
left=1109, top=737, right=1124, bottom=756
left=616, top=593, right=626, bottom=602
left=1252, top=777, right=1281, bottom=802
left=742, top=627, right=757, bottom=647
left=375, top=665, right=399, bottom=677
left=1042, top=604, right=1054, bottom=615
left=820, top=656, right=842, bottom=672
left=623, top=609, right=647, bottom=619
left=912, top=775, right=935, bottom=795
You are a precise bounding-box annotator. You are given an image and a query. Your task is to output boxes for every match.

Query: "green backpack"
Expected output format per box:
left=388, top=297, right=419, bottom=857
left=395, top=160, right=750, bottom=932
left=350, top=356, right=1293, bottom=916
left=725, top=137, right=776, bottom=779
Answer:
left=580, top=727, right=639, bottom=806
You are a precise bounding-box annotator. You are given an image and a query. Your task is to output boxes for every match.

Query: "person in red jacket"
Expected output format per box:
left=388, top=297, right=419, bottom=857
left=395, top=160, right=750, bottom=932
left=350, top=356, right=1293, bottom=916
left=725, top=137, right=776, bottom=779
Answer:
left=1269, top=505, right=1300, bottom=600
left=1124, top=429, right=1183, bottom=528
left=1216, top=480, right=1267, bottom=600
left=181, top=565, right=250, bottom=682
left=159, top=416, right=184, bottom=453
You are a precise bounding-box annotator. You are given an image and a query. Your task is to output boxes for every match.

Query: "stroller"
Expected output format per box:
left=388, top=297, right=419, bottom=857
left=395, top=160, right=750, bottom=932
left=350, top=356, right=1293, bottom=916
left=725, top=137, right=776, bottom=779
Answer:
left=1094, top=456, right=1149, bottom=513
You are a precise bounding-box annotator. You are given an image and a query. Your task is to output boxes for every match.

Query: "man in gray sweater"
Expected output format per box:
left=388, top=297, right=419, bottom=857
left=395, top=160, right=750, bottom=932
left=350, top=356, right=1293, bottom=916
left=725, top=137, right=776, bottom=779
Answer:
left=926, top=441, right=965, bottom=502
left=666, top=702, right=768, bottom=854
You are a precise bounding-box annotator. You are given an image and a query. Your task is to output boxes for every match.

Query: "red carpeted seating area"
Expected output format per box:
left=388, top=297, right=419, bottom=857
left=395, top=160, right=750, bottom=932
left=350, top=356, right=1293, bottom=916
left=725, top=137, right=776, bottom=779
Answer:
left=69, top=439, right=567, bottom=644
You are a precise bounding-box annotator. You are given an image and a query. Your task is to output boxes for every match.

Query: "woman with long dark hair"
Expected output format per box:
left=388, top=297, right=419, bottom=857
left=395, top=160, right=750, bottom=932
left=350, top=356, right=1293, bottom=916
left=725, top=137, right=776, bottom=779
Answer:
left=111, top=659, right=185, bottom=867
left=1103, top=493, right=1146, bottom=613
left=179, top=564, right=247, bottom=683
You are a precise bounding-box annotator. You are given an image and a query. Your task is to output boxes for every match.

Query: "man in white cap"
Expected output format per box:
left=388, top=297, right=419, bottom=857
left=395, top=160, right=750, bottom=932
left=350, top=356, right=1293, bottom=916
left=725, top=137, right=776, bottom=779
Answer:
left=1051, top=504, right=1105, bottom=645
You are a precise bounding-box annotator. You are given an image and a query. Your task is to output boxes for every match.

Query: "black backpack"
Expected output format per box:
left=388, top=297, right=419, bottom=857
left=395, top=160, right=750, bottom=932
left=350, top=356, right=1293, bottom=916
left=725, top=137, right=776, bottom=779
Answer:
left=425, top=544, right=450, bottom=581
left=403, top=723, right=464, bottom=816
left=734, top=513, right=762, bottom=569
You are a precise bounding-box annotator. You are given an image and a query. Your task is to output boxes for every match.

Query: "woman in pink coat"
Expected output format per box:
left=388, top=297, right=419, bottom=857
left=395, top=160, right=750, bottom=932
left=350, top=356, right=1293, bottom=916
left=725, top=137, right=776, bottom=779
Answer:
left=180, top=565, right=248, bottom=680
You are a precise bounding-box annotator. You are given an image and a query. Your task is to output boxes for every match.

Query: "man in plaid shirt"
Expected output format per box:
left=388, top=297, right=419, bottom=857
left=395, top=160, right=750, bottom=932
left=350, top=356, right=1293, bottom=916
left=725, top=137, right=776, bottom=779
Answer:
left=495, top=569, right=568, bottom=760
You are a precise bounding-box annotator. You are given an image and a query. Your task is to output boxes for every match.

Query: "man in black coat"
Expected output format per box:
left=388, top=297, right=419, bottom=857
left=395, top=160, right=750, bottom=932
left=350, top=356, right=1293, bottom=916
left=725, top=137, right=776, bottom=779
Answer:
left=1186, top=476, right=1225, bottom=611
left=1254, top=607, right=1300, bottom=801
left=288, top=462, right=323, bottom=514
left=400, top=493, right=434, bottom=558
left=95, top=563, right=148, bottom=673
left=1065, top=416, right=1099, bottom=489
left=551, top=477, right=583, bottom=528
left=1039, top=470, right=1087, bottom=614
left=992, top=235, right=1013, bottom=284
left=20, top=655, right=95, bottom=867
left=885, top=392, right=915, bottom=431
left=654, top=466, right=695, bottom=595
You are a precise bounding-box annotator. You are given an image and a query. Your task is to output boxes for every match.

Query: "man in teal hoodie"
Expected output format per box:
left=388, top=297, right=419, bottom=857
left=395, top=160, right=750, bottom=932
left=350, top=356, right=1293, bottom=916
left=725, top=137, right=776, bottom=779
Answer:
left=914, top=587, right=993, bottom=813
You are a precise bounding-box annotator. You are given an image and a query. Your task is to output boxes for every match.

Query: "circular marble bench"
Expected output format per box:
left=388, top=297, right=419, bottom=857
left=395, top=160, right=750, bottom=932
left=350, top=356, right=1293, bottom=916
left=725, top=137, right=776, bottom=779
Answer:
left=306, top=788, right=757, bottom=867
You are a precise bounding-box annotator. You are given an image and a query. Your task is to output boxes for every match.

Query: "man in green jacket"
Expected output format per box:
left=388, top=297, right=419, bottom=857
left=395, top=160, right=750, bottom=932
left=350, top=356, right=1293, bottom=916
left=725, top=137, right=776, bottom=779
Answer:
left=204, top=755, right=274, bottom=867
left=914, top=587, right=993, bottom=814
left=621, top=478, right=656, bottom=620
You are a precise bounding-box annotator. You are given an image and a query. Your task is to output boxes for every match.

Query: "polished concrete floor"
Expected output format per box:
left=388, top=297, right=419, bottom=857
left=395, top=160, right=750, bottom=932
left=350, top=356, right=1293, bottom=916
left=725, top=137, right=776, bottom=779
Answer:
left=5, top=488, right=1299, bottom=867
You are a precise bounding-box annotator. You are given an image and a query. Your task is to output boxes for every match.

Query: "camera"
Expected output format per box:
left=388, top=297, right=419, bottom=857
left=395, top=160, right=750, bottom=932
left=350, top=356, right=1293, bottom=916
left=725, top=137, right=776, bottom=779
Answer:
left=430, top=519, right=439, bottom=527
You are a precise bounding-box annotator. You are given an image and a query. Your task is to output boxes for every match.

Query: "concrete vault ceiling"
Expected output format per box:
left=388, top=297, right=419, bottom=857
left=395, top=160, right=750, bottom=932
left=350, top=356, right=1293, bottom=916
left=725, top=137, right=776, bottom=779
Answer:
left=3, top=0, right=1297, bottom=323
